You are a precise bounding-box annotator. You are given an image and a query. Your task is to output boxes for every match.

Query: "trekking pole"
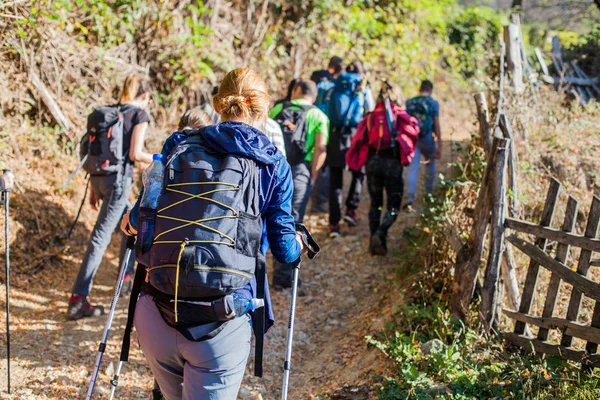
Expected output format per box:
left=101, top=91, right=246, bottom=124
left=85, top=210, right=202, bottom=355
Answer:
left=108, top=254, right=145, bottom=400
left=2, top=169, right=11, bottom=394
left=281, top=260, right=300, bottom=400
left=86, top=236, right=135, bottom=400
left=61, top=154, right=88, bottom=192
left=66, top=175, right=90, bottom=240
left=282, top=224, right=320, bottom=400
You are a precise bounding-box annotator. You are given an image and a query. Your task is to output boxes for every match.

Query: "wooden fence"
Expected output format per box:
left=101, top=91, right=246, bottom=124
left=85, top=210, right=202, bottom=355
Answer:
left=502, top=182, right=600, bottom=367
left=449, top=14, right=600, bottom=368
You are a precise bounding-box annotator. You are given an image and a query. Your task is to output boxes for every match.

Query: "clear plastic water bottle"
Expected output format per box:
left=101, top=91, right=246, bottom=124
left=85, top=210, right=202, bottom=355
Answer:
left=141, top=154, right=164, bottom=209
left=231, top=294, right=264, bottom=317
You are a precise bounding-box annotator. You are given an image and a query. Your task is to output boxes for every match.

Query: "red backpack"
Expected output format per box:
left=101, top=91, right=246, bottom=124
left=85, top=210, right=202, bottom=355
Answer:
left=347, top=103, right=419, bottom=171
left=366, top=107, right=393, bottom=151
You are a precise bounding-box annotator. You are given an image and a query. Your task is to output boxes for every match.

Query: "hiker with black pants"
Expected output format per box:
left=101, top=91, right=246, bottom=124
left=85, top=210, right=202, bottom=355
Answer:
left=310, top=56, right=344, bottom=213
left=121, top=68, right=308, bottom=399
left=326, top=61, right=375, bottom=238
left=68, top=74, right=153, bottom=321
left=270, top=79, right=329, bottom=289
left=347, top=87, right=419, bottom=255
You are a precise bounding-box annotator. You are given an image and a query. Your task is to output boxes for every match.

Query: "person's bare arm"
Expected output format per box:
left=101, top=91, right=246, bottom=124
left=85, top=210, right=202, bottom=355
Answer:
left=311, top=132, right=327, bottom=185
left=129, top=122, right=153, bottom=163
left=434, top=116, right=442, bottom=159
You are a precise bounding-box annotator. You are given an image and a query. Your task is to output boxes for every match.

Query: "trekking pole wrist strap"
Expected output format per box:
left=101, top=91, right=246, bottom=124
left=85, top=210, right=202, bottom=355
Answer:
left=295, top=223, right=321, bottom=260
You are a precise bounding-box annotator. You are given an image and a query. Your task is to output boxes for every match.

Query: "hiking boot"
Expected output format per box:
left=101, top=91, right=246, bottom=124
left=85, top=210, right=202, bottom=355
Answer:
left=152, top=389, right=164, bottom=400
left=329, top=224, right=341, bottom=239
left=120, top=273, right=133, bottom=297
left=343, top=209, right=359, bottom=226
left=369, top=234, right=387, bottom=256
left=67, top=295, right=105, bottom=321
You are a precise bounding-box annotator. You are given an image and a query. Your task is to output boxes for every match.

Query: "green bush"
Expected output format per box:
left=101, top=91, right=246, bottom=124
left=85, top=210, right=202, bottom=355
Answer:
left=447, top=7, right=503, bottom=77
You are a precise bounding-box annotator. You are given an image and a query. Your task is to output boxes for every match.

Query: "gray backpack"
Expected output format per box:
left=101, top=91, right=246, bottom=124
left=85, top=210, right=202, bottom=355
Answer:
left=79, top=104, right=136, bottom=176
left=143, top=132, right=262, bottom=301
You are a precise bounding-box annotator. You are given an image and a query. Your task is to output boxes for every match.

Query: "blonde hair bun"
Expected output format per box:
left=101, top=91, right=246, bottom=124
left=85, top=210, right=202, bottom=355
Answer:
left=214, top=68, right=270, bottom=125
left=218, top=95, right=250, bottom=119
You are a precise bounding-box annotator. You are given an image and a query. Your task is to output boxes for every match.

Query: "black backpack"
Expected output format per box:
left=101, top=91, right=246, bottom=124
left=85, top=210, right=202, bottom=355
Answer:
left=138, top=132, right=263, bottom=322
left=274, top=102, right=314, bottom=166
left=79, top=104, right=135, bottom=176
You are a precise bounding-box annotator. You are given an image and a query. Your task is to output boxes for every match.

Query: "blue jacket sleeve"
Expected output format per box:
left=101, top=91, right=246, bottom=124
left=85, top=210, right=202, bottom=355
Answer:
left=264, top=160, right=301, bottom=264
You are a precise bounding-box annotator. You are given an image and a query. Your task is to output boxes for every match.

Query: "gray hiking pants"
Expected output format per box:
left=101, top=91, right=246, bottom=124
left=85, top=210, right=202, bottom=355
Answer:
left=72, top=174, right=135, bottom=296
left=135, top=294, right=251, bottom=400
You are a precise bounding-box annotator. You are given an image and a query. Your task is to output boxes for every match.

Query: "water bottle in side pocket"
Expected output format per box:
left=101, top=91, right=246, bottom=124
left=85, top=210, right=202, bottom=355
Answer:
left=138, top=154, right=164, bottom=255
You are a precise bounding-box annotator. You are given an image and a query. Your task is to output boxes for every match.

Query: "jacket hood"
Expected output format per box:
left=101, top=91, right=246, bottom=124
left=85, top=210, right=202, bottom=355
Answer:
left=198, top=121, right=284, bottom=165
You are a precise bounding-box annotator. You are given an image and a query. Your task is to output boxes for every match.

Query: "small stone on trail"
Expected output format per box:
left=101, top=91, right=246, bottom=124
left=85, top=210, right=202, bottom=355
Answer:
left=79, top=368, right=89, bottom=377
left=421, top=339, right=445, bottom=355
left=330, top=385, right=370, bottom=400
left=105, top=361, right=115, bottom=377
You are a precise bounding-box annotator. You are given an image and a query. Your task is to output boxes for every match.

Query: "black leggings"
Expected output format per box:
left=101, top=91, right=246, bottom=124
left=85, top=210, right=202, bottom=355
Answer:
left=366, top=155, right=404, bottom=235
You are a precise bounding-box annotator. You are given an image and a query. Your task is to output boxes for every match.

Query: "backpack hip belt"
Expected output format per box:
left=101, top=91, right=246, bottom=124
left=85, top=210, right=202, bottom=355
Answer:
left=141, top=281, right=235, bottom=328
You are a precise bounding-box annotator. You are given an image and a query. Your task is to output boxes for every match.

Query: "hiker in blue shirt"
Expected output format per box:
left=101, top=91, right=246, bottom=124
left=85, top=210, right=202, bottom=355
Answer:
left=405, top=80, right=442, bottom=211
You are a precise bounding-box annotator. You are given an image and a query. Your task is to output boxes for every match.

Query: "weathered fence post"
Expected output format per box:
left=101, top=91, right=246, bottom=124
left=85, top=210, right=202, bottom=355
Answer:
left=450, top=141, right=496, bottom=320
left=480, top=138, right=509, bottom=331
left=499, top=115, right=519, bottom=218
left=474, top=93, right=492, bottom=156
left=536, top=196, right=579, bottom=341
left=496, top=115, right=523, bottom=323
left=561, top=197, right=600, bottom=347
left=513, top=178, right=561, bottom=335
left=504, top=23, right=524, bottom=93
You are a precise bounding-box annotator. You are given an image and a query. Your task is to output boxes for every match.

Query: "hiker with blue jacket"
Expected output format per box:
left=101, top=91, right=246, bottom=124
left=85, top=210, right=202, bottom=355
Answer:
left=326, top=60, right=375, bottom=238
left=121, top=68, right=308, bottom=399
left=405, top=80, right=442, bottom=211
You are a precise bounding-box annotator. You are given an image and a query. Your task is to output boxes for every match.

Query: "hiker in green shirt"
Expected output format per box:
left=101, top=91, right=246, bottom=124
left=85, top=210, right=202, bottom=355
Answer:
left=270, top=79, right=329, bottom=290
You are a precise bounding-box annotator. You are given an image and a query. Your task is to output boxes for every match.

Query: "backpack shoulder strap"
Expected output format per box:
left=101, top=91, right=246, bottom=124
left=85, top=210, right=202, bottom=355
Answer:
left=118, top=244, right=146, bottom=364
left=253, top=251, right=266, bottom=377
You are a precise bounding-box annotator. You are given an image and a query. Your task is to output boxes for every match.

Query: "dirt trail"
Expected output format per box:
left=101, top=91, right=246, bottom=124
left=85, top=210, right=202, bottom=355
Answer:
left=0, top=99, right=472, bottom=399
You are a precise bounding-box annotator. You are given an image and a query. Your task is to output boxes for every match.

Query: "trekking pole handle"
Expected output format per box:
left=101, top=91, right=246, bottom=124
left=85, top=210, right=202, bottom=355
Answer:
left=295, top=224, right=320, bottom=260
left=125, top=235, right=136, bottom=249
left=2, top=170, right=9, bottom=193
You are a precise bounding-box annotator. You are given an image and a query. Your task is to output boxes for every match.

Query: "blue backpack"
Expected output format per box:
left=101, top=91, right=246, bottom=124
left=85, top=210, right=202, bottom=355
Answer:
left=315, top=80, right=335, bottom=112
left=407, top=96, right=434, bottom=139
left=326, top=72, right=365, bottom=128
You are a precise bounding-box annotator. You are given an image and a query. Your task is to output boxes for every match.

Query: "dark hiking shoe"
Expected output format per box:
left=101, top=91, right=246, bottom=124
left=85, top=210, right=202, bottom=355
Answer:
left=343, top=209, right=359, bottom=226
left=369, top=234, right=387, bottom=256
left=67, top=295, right=105, bottom=321
left=152, top=389, right=164, bottom=400
left=329, top=224, right=342, bottom=239
left=120, top=273, right=133, bottom=297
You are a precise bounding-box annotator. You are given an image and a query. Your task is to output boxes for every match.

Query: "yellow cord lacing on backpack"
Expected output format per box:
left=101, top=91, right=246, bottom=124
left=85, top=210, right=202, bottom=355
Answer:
left=174, top=240, right=187, bottom=323
left=150, top=181, right=242, bottom=323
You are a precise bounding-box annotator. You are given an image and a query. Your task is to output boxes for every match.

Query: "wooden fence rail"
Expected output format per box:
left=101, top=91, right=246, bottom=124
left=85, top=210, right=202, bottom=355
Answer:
left=503, top=186, right=600, bottom=368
